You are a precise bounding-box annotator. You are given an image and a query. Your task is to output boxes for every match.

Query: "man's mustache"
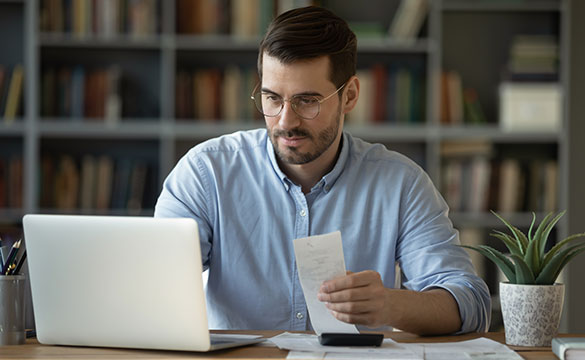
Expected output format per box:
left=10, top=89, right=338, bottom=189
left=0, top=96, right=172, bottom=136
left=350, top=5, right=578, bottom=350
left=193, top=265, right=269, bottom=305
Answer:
left=271, top=128, right=312, bottom=139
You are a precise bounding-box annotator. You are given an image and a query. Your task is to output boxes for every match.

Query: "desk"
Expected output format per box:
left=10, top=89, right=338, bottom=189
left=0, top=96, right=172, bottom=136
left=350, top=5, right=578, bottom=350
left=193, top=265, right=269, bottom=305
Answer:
left=0, top=331, right=581, bottom=359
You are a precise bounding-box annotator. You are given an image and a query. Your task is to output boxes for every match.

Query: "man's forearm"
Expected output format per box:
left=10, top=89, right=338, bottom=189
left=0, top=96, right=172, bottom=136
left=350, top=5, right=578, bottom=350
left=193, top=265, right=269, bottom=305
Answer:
left=384, top=288, right=462, bottom=335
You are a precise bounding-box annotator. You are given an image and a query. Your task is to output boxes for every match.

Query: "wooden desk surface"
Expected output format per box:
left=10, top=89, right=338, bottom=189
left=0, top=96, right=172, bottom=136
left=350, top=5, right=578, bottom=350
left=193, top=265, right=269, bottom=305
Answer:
left=0, top=331, right=580, bottom=359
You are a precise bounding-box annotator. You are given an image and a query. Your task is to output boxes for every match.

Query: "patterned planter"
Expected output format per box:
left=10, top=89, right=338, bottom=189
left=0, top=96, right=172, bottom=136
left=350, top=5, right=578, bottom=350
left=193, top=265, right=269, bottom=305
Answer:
left=500, top=282, right=564, bottom=347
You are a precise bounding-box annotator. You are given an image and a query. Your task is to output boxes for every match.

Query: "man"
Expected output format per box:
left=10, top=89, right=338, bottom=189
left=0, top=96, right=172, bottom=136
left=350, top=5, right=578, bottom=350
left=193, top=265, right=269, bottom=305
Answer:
left=155, top=6, right=490, bottom=335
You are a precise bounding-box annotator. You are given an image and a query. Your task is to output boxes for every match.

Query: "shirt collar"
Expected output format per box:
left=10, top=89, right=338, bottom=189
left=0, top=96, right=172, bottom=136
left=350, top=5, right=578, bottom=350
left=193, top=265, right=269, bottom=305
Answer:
left=265, top=131, right=350, bottom=194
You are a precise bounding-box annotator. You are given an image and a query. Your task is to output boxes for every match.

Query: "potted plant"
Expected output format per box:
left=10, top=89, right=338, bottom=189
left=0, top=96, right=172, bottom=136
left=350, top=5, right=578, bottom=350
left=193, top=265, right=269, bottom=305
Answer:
left=461, top=210, right=585, bottom=347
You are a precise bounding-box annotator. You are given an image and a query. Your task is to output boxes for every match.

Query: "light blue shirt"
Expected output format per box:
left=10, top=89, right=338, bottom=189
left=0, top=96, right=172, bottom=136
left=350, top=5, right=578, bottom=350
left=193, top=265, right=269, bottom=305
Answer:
left=154, top=129, right=491, bottom=333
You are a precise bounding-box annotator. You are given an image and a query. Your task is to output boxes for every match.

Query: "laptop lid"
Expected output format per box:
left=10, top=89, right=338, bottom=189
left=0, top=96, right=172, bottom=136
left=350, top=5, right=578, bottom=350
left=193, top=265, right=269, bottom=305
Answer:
left=23, top=214, right=262, bottom=352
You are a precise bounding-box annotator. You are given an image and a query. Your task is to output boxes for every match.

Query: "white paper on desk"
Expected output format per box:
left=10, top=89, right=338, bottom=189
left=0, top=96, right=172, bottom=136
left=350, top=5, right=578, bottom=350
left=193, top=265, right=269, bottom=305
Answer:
left=293, top=231, right=359, bottom=335
left=272, top=332, right=421, bottom=359
left=411, top=338, right=522, bottom=360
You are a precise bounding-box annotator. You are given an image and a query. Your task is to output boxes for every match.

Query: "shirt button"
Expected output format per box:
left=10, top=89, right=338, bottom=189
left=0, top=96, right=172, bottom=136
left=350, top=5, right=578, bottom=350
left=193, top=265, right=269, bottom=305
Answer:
left=296, top=312, right=304, bottom=320
left=300, top=209, right=307, bottom=217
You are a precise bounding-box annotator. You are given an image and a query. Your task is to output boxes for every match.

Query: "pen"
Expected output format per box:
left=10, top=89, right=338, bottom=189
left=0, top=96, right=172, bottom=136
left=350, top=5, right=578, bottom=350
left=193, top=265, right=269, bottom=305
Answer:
left=1, top=239, right=21, bottom=275
left=11, top=250, right=27, bottom=275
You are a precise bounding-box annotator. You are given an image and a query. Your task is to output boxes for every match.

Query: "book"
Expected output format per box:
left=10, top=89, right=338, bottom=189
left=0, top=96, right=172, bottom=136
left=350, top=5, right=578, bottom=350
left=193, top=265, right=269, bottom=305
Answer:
left=440, top=141, right=492, bottom=158
left=4, top=64, right=24, bottom=122
left=389, top=0, right=428, bottom=40
left=442, top=159, right=463, bottom=212
left=79, top=155, right=97, bottom=210
left=447, top=71, right=463, bottom=125
left=468, top=157, right=491, bottom=213
left=95, top=156, right=114, bottom=210
left=221, top=66, right=243, bottom=123
left=552, top=337, right=585, bottom=360
left=498, top=159, right=524, bottom=213
left=127, top=162, right=147, bottom=214
left=543, top=160, right=558, bottom=212
left=54, top=155, right=79, bottom=210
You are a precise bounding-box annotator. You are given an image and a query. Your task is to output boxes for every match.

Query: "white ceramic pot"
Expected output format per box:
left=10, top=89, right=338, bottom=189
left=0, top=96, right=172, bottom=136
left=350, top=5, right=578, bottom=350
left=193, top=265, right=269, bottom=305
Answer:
left=499, top=282, right=564, bottom=347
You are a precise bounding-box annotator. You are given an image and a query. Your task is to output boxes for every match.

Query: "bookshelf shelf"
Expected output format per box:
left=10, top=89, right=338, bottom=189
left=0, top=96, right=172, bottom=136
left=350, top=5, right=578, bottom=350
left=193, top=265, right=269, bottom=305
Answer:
left=437, top=126, right=561, bottom=142
left=0, top=121, right=25, bottom=134
left=38, top=33, right=163, bottom=49
left=37, top=120, right=163, bottom=138
left=345, top=124, right=429, bottom=141
left=175, top=35, right=260, bottom=51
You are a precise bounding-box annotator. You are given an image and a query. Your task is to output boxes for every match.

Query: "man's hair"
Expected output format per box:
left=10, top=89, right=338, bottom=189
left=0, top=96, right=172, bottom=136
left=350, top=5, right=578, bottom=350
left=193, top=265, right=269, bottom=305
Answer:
left=258, top=6, right=357, bottom=89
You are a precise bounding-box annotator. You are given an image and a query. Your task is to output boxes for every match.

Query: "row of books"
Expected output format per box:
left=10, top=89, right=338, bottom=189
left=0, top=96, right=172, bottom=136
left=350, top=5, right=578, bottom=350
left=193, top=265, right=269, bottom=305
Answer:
left=177, top=0, right=312, bottom=37
left=441, top=153, right=558, bottom=214
left=506, top=35, right=559, bottom=81
left=40, top=0, right=159, bottom=37
left=175, top=66, right=261, bottom=122
left=39, top=154, right=154, bottom=212
left=440, top=70, right=488, bottom=125
left=42, top=66, right=122, bottom=121
left=0, top=156, right=23, bottom=209
left=0, top=65, right=24, bottom=123
left=348, top=64, right=425, bottom=124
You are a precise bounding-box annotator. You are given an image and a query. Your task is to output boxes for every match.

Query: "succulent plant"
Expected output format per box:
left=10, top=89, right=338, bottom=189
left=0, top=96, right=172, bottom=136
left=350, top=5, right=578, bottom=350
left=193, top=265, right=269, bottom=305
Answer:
left=461, top=211, right=585, bottom=285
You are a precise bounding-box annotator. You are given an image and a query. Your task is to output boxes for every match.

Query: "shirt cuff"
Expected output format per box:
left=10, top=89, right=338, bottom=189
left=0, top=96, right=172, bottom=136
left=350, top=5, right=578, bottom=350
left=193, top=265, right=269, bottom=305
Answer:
left=422, top=283, right=491, bottom=334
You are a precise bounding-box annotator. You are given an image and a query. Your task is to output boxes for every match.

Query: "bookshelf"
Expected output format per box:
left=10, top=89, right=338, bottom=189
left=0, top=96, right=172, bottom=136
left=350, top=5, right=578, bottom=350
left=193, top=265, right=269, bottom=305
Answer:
left=1, top=0, right=583, bottom=331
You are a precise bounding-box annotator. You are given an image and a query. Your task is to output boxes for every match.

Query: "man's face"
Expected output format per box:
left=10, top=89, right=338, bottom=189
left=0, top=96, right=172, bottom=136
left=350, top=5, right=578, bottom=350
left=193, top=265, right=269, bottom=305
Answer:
left=261, top=54, right=343, bottom=165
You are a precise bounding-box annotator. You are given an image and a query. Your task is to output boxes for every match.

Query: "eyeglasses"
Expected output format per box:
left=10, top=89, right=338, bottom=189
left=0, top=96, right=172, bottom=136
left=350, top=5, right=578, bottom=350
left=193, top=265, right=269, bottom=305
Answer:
left=251, top=82, right=346, bottom=120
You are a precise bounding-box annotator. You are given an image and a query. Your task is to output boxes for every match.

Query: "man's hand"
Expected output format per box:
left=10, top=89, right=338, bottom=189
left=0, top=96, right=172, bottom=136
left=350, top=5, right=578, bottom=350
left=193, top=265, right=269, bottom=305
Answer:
left=317, top=270, right=391, bottom=328
left=317, top=270, right=463, bottom=335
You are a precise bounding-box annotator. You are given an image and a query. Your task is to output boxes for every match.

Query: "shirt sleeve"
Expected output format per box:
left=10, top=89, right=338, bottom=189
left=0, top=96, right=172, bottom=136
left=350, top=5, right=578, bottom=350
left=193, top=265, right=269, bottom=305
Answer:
left=396, top=168, right=492, bottom=334
left=154, top=150, right=214, bottom=270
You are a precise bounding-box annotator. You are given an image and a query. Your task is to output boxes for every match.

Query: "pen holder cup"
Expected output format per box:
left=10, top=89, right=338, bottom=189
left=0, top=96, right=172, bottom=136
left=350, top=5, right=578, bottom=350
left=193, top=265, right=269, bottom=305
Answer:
left=0, top=275, right=26, bottom=346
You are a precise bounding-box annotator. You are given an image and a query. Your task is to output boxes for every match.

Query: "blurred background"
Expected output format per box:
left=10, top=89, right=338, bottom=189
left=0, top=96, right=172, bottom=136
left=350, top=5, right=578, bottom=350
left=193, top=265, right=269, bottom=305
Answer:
left=0, top=0, right=584, bottom=332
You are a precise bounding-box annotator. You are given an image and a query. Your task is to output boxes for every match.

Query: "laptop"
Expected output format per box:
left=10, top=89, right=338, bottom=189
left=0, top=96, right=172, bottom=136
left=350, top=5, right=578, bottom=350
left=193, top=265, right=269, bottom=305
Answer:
left=22, top=214, right=265, bottom=352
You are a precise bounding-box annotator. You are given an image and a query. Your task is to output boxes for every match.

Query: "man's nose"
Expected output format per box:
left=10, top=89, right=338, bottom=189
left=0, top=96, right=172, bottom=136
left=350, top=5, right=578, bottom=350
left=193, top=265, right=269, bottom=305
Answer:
left=278, top=101, right=302, bottom=130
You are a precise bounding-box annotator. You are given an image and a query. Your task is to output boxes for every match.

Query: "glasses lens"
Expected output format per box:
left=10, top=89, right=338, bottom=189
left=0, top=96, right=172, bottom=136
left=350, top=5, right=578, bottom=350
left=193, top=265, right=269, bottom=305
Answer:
left=252, top=92, right=281, bottom=117
left=292, top=95, right=320, bottom=119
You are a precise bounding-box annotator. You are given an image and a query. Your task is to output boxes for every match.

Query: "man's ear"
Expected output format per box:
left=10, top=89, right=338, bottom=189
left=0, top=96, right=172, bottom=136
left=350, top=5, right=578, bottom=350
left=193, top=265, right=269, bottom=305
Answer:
left=342, top=76, right=359, bottom=114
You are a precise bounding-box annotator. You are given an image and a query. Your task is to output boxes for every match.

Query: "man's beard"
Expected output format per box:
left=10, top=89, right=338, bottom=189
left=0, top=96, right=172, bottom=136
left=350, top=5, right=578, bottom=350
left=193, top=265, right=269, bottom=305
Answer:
left=268, top=104, right=341, bottom=165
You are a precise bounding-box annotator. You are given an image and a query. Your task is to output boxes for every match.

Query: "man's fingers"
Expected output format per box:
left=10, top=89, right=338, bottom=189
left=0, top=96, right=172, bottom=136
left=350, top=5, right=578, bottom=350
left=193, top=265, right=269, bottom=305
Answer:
left=321, top=270, right=381, bottom=293
left=325, top=299, right=372, bottom=314
left=318, top=287, right=371, bottom=303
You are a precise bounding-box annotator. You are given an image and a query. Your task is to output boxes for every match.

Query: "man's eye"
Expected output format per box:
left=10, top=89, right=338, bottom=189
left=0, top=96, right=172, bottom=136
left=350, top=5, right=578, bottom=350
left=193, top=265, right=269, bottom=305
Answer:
left=296, top=96, right=318, bottom=105
left=264, top=95, right=281, bottom=102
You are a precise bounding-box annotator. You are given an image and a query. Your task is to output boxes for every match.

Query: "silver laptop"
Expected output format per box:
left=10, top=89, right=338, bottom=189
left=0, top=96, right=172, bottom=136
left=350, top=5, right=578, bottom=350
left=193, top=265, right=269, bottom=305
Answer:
left=23, top=214, right=264, bottom=352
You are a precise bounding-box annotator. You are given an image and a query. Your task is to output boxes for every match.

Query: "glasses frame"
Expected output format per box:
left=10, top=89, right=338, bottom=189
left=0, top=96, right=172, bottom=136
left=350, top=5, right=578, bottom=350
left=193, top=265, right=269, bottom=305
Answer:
left=251, top=82, right=347, bottom=120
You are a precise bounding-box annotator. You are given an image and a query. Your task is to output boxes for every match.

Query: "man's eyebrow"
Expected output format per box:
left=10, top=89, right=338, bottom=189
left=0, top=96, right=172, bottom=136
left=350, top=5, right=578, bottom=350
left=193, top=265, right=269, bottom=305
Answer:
left=261, top=87, right=324, bottom=97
